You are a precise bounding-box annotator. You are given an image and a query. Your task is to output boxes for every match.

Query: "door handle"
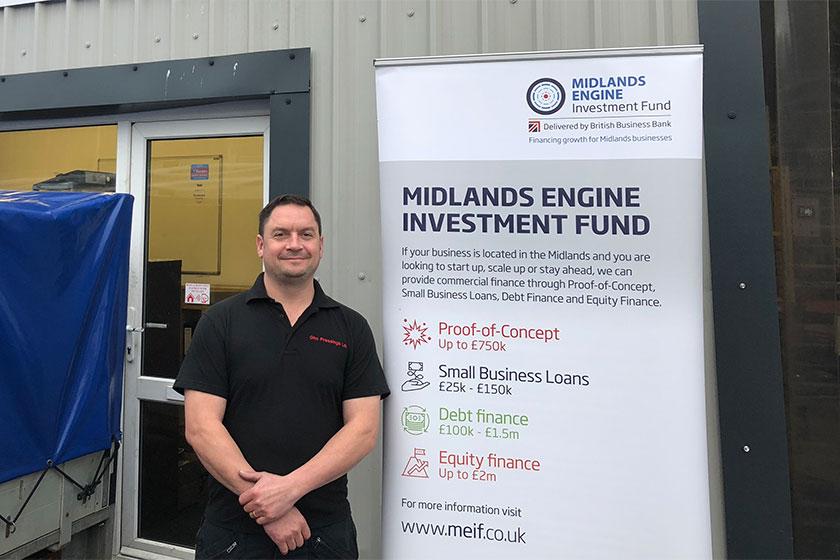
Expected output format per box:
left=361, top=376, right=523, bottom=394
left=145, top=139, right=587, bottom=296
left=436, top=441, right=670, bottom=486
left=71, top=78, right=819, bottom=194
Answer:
left=125, top=325, right=143, bottom=363
left=126, top=324, right=167, bottom=362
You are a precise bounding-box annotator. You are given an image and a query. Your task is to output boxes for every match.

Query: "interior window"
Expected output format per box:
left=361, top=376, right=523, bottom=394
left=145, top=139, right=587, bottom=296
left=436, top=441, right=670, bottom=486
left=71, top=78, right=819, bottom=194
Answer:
left=0, top=125, right=117, bottom=192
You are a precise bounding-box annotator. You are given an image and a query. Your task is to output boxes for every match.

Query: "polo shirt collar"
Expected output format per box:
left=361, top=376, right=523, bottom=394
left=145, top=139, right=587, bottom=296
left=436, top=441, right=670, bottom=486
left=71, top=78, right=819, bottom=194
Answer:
left=245, top=273, right=340, bottom=309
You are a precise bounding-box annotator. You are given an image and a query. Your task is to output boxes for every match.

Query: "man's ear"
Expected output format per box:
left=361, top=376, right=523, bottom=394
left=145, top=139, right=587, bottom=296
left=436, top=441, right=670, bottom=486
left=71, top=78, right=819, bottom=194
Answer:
left=256, top=234, right=264, bottom=257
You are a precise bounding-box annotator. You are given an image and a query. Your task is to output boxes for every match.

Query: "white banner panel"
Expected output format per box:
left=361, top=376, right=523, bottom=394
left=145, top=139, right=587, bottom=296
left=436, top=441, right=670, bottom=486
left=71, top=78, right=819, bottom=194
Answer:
left=377, top=47, right=710, bottom=559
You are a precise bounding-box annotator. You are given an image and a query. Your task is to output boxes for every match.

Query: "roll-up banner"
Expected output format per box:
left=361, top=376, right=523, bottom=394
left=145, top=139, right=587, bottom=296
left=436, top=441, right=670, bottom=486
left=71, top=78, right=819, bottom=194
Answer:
left=376, top=47, right=710, bottom=558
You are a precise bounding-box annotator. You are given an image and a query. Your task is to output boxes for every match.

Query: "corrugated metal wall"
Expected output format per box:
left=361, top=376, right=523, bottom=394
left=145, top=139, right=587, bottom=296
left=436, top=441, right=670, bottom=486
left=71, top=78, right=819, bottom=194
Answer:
left=0, top=1, right=699, bottom=70
left=0, top=1, right=702, bottom=557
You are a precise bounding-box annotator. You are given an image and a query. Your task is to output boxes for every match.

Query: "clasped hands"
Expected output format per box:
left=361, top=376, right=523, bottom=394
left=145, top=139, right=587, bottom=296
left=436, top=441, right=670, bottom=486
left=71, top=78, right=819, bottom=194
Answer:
left=238, top=470, right=310, bottom=555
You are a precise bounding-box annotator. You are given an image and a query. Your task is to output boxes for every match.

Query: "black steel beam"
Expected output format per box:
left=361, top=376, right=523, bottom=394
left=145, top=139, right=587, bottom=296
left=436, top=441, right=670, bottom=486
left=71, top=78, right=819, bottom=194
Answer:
left=0, top=49, right=309, bottom=115
left=698, top=1, right=794, bottom=557
left=269, top=92, right=310, bottom=199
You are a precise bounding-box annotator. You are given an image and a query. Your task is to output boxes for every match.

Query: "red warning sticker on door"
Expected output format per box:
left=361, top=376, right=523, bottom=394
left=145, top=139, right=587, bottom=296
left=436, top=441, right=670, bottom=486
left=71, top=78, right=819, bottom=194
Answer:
left=185, top=283, right=210, bottom=305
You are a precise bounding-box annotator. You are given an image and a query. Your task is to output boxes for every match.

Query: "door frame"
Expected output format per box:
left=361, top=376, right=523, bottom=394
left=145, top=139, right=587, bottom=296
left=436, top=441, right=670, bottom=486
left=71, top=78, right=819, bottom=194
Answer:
left=118, top=116, right=270, bottom=560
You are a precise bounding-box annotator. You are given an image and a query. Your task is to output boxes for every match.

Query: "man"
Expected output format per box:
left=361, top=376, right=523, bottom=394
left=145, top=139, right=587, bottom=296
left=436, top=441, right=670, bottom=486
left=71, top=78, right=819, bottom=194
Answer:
left=174, top=194, right=390, bottom=559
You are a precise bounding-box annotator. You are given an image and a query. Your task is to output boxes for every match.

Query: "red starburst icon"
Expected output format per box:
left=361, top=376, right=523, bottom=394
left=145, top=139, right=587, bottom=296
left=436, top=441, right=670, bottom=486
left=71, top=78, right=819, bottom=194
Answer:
left=402, top=319, right=432, bottom=349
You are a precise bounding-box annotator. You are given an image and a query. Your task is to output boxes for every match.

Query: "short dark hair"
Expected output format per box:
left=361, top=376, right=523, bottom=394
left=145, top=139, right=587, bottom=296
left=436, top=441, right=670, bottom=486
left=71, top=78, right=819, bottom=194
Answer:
left=259, top=194, right=322, bottom=236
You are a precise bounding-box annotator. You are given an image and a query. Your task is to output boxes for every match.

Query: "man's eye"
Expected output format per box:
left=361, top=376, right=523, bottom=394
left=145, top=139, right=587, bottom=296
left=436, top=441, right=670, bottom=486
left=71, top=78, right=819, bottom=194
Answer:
left=302, top=232, right=314, bottom=239
left=273, top=232, right=285, bottom=238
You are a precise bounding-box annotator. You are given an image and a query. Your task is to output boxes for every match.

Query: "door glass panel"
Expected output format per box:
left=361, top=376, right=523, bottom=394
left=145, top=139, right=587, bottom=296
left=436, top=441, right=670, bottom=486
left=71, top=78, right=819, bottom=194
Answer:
left=142, top=136, right=263, bottom=379
left=128, top=125, right=266, bottom=556
left=139, top=400, right=207, bottom=546
left=0, top=125, right=116, bottom=191
left=762, top=2, right=840, bottom=557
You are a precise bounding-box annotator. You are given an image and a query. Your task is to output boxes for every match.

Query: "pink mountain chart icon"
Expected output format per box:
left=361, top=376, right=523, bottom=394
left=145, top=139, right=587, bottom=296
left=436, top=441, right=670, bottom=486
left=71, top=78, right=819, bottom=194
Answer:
left=401, top=448, right=430, bottom=478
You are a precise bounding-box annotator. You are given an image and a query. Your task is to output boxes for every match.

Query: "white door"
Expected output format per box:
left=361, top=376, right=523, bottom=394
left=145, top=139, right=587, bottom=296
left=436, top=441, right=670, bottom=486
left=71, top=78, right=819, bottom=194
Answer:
left=120, top=117, right=270, bottom=559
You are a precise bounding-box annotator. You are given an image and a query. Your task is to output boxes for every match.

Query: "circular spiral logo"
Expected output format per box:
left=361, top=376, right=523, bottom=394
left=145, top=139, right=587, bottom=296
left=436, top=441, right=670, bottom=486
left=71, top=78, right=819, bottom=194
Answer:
left=527, top=78, right=565, bottom=115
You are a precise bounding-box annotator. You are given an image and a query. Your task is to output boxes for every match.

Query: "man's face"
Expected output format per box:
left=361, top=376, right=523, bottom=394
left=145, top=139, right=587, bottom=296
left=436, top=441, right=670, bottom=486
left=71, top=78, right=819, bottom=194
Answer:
left=257, top=204, right=323, bottom=285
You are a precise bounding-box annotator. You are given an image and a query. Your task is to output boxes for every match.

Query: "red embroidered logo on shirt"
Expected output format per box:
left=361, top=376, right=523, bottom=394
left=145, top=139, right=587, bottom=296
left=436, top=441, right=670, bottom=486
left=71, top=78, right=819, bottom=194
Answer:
left=309, top=335, right=348, bottom=349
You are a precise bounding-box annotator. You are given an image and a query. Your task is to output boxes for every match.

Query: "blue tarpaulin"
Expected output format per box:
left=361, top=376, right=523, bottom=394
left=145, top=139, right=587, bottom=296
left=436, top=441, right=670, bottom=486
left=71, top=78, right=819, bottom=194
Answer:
left=0, top=191, right=133, bottom=484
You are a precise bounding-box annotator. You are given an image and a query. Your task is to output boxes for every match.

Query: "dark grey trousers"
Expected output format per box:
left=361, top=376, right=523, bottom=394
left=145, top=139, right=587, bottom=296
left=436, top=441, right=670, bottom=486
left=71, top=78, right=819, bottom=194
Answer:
left=194, top=516, right=358, bottom=560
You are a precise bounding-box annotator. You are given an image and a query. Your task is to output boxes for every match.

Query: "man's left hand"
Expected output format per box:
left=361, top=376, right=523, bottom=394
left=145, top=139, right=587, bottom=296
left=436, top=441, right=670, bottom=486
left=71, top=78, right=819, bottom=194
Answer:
left=262, top=507, right=311, bottom=555
left=238, top=470, right=300, bottom=524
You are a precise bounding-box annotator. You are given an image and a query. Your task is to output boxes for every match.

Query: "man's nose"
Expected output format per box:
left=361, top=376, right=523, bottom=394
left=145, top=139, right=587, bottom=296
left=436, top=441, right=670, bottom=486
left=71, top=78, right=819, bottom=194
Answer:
left=286, top=233, right=304, bottom=249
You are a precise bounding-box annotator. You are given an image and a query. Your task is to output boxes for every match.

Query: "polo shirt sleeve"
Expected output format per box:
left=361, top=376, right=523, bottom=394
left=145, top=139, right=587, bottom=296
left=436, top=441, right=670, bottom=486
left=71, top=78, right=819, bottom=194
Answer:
left=343, top=312, right=390, bottom=401
left=173, top=312, right=229, bottom=398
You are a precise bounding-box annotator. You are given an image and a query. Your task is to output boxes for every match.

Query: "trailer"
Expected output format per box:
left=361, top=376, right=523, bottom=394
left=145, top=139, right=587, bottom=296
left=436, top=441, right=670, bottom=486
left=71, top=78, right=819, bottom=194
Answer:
left=0, top=191, right=132, bottom=558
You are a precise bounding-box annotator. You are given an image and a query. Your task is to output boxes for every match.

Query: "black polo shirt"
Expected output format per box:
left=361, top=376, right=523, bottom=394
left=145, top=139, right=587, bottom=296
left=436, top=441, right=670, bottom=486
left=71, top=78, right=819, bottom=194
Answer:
left=174, top=274, right=389, bottom=532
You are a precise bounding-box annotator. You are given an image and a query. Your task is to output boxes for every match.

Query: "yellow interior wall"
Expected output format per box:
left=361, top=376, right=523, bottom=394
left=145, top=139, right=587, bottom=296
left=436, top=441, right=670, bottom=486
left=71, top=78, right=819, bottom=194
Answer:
left=149, top=136, right=263, bottom=292
left=0, top=125, right=117, bottom=190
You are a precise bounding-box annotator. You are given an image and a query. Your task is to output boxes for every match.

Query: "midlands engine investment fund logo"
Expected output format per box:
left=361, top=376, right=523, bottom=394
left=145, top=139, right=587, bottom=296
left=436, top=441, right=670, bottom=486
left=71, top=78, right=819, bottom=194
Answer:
left=526, top=73, right=659, bottom=135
